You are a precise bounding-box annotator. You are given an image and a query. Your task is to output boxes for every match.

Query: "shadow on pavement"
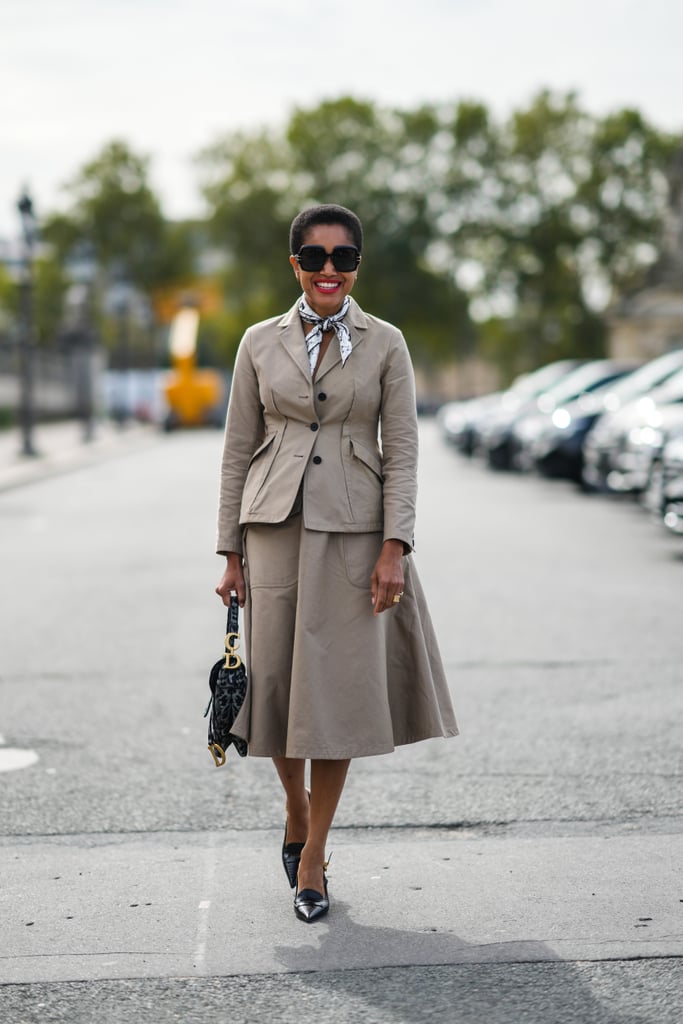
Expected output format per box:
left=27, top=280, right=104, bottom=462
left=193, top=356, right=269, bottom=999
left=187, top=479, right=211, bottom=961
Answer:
left=271, top=900, right=649, bottom=1024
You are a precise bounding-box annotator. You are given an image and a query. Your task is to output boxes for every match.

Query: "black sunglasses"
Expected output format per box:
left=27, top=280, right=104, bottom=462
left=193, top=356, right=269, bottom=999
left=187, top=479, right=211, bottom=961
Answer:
left=295, top=245, right=361, bottom=273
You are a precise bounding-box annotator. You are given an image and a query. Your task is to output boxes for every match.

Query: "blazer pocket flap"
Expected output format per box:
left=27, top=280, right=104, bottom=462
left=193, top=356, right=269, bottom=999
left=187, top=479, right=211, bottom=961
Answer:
left=248, top=433, right=277, bottom=467
left=350, top=438, right=384, bottom=481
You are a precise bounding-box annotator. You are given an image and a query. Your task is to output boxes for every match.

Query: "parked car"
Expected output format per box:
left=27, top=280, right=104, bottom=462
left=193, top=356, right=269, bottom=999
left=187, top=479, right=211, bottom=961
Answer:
left=582, top=349, right=683, bottom=491
left=475, top=359, right=582, bottom=468
left=438, top=359, right=580, bottom=456
left=533, top=351, right=683, bottom=483
left=506, top=360, right=637, bottom=473
left=614, top=370, right=683, bottom=505
left=640, top=407, right=683, bottom=516
left=530, top=386, right=614, bottom=482
left=660, top=427, right=683, bottom=535
left=438, top=391, right=505, bottom=454
left=585, top=368, right=683, bottom=495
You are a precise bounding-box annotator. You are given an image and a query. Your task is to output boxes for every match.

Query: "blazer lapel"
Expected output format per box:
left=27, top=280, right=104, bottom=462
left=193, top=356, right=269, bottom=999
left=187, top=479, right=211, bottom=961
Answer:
left=314, top=298, right=370, bottom=383
left=278, top=303, right=313, bottom=384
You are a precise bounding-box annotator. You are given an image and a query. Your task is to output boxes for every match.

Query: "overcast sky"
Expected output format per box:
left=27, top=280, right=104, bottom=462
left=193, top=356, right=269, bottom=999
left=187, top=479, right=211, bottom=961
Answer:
left=1, top=0, right=682, bottom=239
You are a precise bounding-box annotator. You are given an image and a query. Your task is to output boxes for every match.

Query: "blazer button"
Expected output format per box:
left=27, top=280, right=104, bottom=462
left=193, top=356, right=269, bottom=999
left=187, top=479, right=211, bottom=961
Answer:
left=317, top=392, right=327, bottom=401
left=310, top=422, right=319, bottom=431
left=312, top=455, right=322, bottom=464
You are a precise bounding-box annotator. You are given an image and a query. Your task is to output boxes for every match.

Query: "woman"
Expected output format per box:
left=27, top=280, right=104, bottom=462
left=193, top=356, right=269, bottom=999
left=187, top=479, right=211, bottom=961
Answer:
left=215, top=204, right=457, bottom=923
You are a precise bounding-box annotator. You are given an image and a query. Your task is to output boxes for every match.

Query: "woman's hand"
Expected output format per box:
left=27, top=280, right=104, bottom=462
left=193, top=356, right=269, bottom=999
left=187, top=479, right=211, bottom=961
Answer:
left=215, top=552, right=246, bottom=607
left=370, top=539, right=405, bottom=615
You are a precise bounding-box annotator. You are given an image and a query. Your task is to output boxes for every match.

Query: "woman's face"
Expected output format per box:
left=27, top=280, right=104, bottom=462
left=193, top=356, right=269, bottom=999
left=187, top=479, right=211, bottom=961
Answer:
left=289, top=223, right=359, bottom=318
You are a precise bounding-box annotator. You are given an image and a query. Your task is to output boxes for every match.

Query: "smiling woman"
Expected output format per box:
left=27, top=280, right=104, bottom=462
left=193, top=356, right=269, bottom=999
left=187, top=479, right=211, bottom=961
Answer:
left=213, top=202, right=458, bottom=925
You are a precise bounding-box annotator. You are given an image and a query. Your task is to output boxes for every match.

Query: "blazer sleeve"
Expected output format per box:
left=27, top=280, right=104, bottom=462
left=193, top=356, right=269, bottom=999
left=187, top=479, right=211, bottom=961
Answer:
left=216, top=331, right=264, bottom=556
left=379, top=332, right=418, bottom=552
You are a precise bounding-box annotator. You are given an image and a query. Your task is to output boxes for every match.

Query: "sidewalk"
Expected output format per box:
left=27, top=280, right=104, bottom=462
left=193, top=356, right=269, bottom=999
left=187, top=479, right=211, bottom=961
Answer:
left=2, top=826, right=681, bottom=986
left=0, top=418, right=160, bottom=492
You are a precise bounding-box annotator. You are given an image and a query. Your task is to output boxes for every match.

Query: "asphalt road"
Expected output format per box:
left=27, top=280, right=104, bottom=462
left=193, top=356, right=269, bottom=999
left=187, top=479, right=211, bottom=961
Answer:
left=0, top=419, right=681, bottom=1023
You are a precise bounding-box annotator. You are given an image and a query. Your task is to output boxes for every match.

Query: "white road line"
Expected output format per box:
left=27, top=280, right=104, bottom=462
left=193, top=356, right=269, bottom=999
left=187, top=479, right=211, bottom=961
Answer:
left=0, top=748, right=39, bottom=772
left=193, top=836, right=218, bottom=973
left=0, top=733, right=40, bottom=773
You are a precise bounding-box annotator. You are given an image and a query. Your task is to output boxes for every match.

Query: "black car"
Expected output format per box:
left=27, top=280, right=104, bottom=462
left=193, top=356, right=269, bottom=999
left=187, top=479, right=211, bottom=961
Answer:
left=506, top=360, right=637, bottom=473
left=476, top=359, right=582, bottom=469
left=584, top=365, right=683, bottom=495
left=582, top=349, right=683, bottom=492
left=439, top=359, right=580, bottom=457
left=533, top=354, right=683, bottom=484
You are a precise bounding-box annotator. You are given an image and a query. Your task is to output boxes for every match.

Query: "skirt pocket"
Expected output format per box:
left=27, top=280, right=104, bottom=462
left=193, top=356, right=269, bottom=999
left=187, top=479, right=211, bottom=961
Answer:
left=341, top=531, right=384, bottom=590
left=244, top=518, right=300, bottom=588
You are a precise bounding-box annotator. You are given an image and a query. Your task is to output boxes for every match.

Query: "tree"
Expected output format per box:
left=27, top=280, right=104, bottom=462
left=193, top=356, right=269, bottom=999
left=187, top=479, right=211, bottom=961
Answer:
left=34, top=254, right=70, bottom=346
left=44, top=140, right=191, bottom=291
left=41, top=140, right=196, bottom=364
left=197, top=98, right=473, bottom=367
left=198, top=93, right=680, bottom=378
left=440, top=92, right=680, bottom=376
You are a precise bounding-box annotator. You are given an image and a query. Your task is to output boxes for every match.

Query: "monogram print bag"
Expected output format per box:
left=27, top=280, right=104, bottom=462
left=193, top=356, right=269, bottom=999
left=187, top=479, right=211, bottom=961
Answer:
left=204, top=595, right=248, bottom=764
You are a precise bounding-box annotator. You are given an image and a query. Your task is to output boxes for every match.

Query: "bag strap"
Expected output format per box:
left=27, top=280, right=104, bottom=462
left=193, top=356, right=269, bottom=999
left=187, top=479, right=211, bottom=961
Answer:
left=226, top=593, right=239, bottom=635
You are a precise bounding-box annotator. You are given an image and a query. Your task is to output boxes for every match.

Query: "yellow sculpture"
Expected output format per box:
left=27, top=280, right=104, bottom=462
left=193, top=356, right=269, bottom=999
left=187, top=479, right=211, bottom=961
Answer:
left=163, top=307, right=224, bottom=429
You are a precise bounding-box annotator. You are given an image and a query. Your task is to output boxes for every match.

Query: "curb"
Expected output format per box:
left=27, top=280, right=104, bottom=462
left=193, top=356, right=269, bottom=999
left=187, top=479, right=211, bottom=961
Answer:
left=0, top=420, right=161, bottom=494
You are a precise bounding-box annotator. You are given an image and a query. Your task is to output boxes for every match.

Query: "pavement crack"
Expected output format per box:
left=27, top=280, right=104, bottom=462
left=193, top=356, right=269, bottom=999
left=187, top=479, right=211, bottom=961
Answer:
left=0, top=951, right=182, bottom=962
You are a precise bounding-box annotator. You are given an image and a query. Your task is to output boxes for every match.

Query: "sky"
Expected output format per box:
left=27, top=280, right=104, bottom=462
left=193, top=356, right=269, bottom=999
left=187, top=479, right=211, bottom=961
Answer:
left=1, top=0, right=682, bottom=239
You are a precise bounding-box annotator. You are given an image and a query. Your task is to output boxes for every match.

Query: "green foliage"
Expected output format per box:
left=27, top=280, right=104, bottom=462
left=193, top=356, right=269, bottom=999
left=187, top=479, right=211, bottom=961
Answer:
left=34, top=255, right=70, bottom=345
left=0, top=254, right=68, bottom=348
left=0, top=262, right=18, bottom=329
left=197, top=91, right=679, bottom=374
left=199, top=129, right=299, bottom=359
left=26, top=97, right=678, bottom=377
left=43, top=140, right=193, bottom=293
left=442, top=91, right=678, bottom=370
left=198, top=98, right=473, bottom=366
left=37, top=140, right=195, bottom=357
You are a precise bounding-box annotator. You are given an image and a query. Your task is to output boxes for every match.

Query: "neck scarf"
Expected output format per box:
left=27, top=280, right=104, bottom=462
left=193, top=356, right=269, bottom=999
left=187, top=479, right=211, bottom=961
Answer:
left=298, top=295, right=352, bottom=376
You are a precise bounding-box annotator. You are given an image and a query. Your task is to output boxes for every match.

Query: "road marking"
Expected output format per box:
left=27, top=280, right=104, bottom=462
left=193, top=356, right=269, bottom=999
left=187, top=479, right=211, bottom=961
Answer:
left=0, top=746, right=39, bottom=772
left=193, top=837, right=217, bottom=973
left=0, top=735, right=39, bottom=772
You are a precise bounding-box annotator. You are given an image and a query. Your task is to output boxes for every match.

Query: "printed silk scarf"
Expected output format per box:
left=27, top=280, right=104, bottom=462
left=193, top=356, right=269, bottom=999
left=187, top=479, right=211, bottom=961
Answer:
left=298, top=295, right=352, bottom=375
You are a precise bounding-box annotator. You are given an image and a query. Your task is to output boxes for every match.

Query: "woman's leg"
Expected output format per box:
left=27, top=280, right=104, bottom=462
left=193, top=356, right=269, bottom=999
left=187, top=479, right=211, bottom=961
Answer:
left=297, top=758, right=350, bottom=894
left=273, top=756, right=309, bottom=844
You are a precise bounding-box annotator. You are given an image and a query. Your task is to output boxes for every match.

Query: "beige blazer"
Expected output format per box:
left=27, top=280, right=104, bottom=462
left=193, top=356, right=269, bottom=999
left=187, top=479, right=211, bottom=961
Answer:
left=216, top=297, right=418, bottom=555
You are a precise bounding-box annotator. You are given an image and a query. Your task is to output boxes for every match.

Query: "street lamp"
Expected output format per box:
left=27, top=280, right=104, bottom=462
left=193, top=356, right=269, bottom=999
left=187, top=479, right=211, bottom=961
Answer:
left=16, top=188, right=37, bottom=457
left=107, top=276, right=132, bottom=426
left=65, top=241, right=98, bottom=442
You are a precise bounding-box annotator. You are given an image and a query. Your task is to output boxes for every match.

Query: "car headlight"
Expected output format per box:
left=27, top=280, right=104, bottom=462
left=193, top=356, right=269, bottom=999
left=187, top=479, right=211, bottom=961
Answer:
left=628, top=426, right=663, bottom=448
left=551, top=408, right=571, bottom=429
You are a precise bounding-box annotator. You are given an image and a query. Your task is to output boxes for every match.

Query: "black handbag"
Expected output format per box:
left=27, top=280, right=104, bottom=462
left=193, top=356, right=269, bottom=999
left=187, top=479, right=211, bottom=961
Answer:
left=204, top=595, right=248, bottom=765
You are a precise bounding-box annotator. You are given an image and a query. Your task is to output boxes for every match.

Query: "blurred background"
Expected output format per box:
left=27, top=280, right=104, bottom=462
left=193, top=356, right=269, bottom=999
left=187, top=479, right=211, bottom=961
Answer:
left=1, top=1, right=682, bottom=469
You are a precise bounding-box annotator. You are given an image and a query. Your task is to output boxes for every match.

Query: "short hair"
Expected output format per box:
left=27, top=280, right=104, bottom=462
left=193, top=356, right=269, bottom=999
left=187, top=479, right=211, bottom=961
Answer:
left=289, top=204, right=363, bottom=254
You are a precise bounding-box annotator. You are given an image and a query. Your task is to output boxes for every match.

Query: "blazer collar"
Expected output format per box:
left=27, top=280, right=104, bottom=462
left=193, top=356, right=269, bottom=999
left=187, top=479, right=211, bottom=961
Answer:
left=277, top=297, right=370, bottom=383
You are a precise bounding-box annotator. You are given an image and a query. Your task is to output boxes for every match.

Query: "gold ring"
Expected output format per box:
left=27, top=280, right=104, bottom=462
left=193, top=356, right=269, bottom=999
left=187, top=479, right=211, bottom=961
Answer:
left=392, top=595, right=401, bottom=603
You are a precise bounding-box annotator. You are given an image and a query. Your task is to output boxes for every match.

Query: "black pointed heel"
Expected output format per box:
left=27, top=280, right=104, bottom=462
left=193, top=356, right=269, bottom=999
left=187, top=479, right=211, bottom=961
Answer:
left=294, top=857, right=331, bottom=923
left=281, top=790, right=310, bottom=889
left=282, top=830, right=305, bottom=889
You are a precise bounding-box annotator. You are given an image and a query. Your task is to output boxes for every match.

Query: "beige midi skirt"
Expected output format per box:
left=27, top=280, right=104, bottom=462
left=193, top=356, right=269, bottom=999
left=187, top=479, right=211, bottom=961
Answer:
left=230, top=514, right=458, bottom=759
